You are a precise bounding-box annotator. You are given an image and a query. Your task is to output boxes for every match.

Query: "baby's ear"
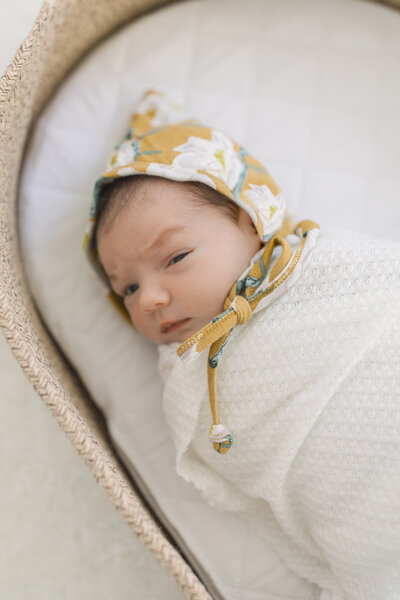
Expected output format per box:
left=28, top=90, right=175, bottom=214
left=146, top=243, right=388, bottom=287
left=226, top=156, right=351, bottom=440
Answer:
left=238, top=208, right=256, bottom=232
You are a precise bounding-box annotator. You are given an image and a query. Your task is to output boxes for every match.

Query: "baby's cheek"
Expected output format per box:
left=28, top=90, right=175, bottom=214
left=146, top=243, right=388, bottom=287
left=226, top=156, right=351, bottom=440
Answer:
left=200, top=269, right=230, bottom=315
left=126, top=303, right=143, bottom=332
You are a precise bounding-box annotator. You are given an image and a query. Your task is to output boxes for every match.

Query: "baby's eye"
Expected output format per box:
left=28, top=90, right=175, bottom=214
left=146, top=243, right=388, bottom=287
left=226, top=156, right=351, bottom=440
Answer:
left=169, top=252, right=190, bottom=266
left=120, top=253, right=190, bottom=297
left=124, top=283, right=139, bottom=297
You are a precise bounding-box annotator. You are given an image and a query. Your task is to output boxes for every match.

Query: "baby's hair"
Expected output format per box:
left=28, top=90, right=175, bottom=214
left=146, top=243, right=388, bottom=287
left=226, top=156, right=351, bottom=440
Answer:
left=93, top=175, right=240, bottom=244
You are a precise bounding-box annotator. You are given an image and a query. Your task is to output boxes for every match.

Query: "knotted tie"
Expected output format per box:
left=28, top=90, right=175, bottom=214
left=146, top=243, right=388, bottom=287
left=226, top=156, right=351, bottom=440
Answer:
left=177, top=219, right=320, bottom=454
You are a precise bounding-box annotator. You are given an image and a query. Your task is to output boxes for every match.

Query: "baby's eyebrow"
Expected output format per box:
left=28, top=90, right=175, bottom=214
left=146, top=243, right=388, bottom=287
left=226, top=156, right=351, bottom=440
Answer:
left=143, top=224, right=186, bottom=254
left=107, top=224, right=186, bottom=283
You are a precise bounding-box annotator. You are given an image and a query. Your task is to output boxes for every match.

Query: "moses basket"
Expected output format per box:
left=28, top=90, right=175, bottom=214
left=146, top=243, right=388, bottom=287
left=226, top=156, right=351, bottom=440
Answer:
left=1, top=0, right=399, bottom=598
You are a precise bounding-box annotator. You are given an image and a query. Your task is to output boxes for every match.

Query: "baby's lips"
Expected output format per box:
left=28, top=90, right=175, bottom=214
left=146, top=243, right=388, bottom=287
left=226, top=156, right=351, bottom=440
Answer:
left=160, top=318, right=191, bottom=334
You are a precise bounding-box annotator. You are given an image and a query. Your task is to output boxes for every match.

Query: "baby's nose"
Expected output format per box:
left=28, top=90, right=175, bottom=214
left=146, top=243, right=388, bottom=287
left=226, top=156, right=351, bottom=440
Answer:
left=139, top=282, right=170, bottom=312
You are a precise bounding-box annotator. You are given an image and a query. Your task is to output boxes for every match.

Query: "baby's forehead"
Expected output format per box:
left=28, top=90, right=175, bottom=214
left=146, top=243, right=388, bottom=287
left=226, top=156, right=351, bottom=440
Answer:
left=101, top=175, right=234, bottom=249
left=127, top=178, right=208, bottom=217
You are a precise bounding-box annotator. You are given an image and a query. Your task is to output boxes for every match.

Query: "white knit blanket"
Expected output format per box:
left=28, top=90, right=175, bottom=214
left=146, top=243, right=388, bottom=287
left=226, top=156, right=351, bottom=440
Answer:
left=158, top=228, right=400, bottom=600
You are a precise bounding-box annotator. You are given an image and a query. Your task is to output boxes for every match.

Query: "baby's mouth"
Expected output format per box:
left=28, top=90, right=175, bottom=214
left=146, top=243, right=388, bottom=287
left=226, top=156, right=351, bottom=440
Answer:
left=160, top=318, right=191, bottom=335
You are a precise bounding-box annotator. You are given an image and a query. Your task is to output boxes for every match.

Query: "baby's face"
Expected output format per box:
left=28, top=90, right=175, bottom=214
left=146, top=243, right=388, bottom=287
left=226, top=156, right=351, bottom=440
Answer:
left=97, top=178, right=262, bottom=344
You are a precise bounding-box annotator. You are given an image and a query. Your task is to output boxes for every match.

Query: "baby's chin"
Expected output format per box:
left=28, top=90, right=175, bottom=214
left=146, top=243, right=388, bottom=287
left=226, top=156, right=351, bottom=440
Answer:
left=157, top=317, right=211, bottom=345
left=161, top=325, right=202, bottom=345
left=138, top=311, right=224, bottom=345
left=173, top=327, right=201, bottom=343
left=134, top=323, right=201, bottom=346
left=160, top=305, right=229, bottom=344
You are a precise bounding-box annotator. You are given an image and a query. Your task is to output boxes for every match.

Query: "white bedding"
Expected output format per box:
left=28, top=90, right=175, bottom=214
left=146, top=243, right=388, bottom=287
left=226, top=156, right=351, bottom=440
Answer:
left=19, top=0, right=400, bottom=598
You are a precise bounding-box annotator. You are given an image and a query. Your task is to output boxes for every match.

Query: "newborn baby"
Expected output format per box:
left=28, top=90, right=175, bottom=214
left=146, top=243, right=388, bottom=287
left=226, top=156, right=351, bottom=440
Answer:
left=85, top=90, right=400, bottom=600
left=95, top=174, right=263, bottom=344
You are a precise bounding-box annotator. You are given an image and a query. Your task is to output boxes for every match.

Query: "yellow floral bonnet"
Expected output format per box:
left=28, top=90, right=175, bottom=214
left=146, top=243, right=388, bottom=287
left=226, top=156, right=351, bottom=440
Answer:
left=83, top=89, right=288, bottom=321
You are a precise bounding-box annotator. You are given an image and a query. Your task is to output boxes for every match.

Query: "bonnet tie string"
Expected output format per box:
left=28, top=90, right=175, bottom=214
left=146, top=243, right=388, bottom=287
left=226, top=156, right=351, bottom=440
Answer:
left=177, top=219, right=320, bottom=454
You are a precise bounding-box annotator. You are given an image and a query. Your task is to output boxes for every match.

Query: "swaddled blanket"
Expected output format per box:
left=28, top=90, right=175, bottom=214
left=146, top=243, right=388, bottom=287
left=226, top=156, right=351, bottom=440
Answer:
left=158, top=227, right=400, bottom=600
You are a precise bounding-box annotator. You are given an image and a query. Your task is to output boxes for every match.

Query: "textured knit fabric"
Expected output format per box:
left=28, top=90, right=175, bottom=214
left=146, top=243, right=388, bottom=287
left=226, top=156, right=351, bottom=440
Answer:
left=158, top=228, right=400, bottom=600
left=176, top=219, right=320, bottom=454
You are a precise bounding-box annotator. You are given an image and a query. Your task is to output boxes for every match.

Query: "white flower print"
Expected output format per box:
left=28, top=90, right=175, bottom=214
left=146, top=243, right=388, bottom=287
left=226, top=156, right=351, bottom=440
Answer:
left=173, top=130, right=243, bottom=190
left=244, top=184, right=286, bottom=233
left=135, top=92, right=189, bottom=127
left=146, top=161, right=216, bottom=188
left=116, top=166, right=142, bottom=177
left=106, top=140, right=135, bottom=171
